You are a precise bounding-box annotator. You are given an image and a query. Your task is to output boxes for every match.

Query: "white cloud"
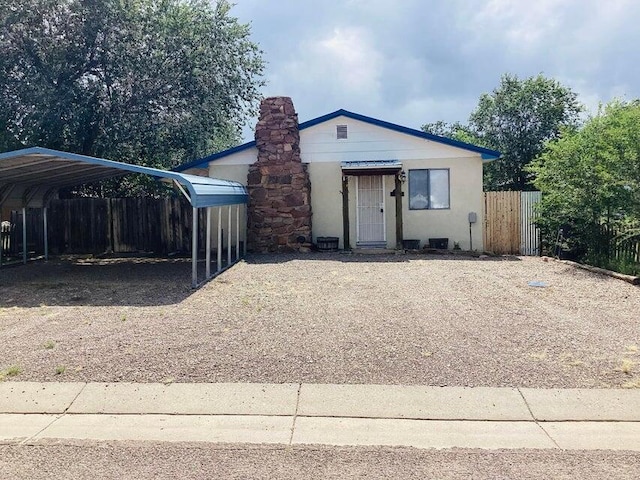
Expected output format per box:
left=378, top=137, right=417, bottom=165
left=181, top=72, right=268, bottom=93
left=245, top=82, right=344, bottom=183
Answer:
left=230, top=0, right=640, bottom=141
left=269, top=25, right=383, bottom=103
left=259, top=25, right=384, bottom=126
left=315, top=27, right=382, bottom=93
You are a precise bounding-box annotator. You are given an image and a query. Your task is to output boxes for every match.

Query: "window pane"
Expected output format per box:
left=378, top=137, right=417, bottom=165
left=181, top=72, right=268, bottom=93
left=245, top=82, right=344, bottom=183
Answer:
left=409, top=170, right=429, bottom=209
left=429, top=169, right=449, bottom=209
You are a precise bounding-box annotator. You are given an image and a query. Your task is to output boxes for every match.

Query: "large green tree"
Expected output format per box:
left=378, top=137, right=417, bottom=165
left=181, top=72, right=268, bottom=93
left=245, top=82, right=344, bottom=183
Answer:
left=470, top=74, right=582, bottom=191
left=0, top=0, right=264, bottom=195
left=529, top=99, right=640, bottom=271
left=421, top=120, right=480, bottom=145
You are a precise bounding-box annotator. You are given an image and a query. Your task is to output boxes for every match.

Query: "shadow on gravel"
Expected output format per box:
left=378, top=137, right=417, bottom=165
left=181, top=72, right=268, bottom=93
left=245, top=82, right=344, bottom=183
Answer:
left=1, top=252, right=523, bottom=308
left=0, top=255, right=200, bottom=307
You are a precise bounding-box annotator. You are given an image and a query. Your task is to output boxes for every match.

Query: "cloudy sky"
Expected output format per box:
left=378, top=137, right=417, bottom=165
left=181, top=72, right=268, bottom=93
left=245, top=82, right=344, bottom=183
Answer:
left=230, top=0, right=640, bottom=141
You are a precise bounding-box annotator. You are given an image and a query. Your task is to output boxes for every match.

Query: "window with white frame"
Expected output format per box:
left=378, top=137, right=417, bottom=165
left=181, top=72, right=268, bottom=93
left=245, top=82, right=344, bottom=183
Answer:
left=408, top=169, right=450, bottom=210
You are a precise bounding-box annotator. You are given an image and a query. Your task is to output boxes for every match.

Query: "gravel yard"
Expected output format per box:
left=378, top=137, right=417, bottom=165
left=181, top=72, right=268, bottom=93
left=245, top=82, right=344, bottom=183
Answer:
left=2, top=441, right=639, bottom=480
left=1, top=253, right=639, bottom=388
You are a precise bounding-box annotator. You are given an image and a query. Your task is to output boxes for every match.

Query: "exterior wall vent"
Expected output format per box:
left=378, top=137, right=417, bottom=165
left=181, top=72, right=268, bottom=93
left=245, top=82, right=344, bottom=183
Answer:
left=336, top=124, right=348, bottom=139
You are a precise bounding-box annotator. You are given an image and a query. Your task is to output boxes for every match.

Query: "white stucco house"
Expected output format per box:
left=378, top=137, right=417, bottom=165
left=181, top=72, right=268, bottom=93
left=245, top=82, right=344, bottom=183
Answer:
left=176, top=104, right=500, bottom=252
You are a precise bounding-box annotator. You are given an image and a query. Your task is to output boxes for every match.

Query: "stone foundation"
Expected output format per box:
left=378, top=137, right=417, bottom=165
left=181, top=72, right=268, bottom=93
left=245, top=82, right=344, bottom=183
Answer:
left=247, top=97, right=312, bottom=252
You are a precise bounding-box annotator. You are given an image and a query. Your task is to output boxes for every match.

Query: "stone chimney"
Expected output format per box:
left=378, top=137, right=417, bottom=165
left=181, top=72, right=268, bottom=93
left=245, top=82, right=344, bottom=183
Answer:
left=247, top=97, right=312, bottom=252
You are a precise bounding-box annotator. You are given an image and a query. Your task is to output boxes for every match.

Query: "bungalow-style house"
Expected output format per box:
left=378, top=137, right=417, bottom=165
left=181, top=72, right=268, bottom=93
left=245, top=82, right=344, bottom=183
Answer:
left=175, top=97, right=500, bottom=253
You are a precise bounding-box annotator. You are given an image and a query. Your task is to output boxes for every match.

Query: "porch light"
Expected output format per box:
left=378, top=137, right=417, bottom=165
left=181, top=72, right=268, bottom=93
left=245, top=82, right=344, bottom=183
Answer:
left=398, top=170, right=407, bottom=183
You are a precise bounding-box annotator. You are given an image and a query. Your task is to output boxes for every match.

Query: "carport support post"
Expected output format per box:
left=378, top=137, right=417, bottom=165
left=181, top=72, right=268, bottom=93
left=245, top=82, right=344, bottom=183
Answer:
left=22, top=206, right=27, bottom=264
left=191, top=206, right=198, bottom=288
left=43, top=206, right=48, bottom=261
left=205, top=207, right=212, bottom=279
left=217, top=206, right=222, bottom=272
left=243, top=205, right=247, bottom=256
left=235, top=204, right=240, bottom=261
left=227, top=205, right=232, bottom=266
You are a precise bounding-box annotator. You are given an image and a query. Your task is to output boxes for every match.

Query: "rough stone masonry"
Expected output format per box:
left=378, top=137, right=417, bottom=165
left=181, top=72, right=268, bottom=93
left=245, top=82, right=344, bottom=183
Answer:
left=247, top=97, right=312, bottom=252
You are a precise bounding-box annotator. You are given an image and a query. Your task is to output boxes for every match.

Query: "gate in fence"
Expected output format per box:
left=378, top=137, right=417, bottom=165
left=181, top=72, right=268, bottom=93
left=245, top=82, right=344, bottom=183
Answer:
left=484, top=191, right=541, bottom=255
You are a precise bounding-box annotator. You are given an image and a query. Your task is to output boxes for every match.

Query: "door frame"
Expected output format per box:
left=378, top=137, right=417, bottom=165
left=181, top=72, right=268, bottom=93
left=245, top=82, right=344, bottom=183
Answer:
left=355, top=175, right=386, bottom=245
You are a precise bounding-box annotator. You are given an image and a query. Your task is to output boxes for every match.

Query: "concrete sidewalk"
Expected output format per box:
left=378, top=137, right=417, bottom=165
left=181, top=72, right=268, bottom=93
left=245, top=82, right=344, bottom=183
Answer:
left=1, top=382, right=640, bottom=450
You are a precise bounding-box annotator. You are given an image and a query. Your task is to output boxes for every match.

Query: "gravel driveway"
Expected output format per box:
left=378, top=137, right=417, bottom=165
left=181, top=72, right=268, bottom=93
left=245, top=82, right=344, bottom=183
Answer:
left=1, top=253, right=638, bottom=388
left=2, top=441, right=639, bottom=480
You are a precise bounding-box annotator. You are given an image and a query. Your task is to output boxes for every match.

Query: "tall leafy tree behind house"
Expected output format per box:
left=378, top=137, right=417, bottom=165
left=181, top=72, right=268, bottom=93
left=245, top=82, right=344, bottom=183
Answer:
left=421, top=120, right=480, bottom=146
left=0, top=0, right=264, bottom=196
left=421, top=75, right=582, bottom=191
left=529, top=100, right=640, bottom=273
left=470, top=74, right=582, bottom=191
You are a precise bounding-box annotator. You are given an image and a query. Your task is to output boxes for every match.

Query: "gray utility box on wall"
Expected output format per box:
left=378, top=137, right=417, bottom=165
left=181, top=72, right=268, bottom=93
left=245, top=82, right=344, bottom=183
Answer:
left=428, top=238, right=449, bottom=249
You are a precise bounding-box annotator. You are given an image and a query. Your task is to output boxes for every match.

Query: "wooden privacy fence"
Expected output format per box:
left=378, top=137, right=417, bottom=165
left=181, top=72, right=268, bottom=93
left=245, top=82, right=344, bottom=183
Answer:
left=1, top=198, right=232, bottom=257
left=484, top=191, right=541, bottom=255
left=48, top=197, right=212, bottom=255
left=598, top=224, right=640, bottom=266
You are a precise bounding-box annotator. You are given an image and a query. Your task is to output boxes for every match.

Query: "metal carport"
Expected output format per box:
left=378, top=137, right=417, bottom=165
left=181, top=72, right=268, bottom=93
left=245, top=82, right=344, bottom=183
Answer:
left=0, top=147, right=248, bottom=287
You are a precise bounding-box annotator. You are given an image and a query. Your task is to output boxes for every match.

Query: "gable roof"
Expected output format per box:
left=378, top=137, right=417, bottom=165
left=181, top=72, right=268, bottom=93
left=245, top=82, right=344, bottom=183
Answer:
left=174, top=109, right=501, bottom=171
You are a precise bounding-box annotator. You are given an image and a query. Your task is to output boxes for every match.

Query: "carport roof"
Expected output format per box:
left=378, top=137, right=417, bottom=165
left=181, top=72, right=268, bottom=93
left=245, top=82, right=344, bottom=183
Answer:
left=0, top=147, right=247, bottom=208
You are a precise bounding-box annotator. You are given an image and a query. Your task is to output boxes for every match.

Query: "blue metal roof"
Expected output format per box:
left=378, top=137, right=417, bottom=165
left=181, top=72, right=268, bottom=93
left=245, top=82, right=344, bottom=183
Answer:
left=0, top=147, right=247, bottom=208
left=174, top=109, right=501, bottom=171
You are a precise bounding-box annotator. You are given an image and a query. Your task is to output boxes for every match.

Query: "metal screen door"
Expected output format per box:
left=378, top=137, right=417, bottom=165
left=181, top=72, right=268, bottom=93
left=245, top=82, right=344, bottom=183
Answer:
left=356, top=175, right=385, bottom=245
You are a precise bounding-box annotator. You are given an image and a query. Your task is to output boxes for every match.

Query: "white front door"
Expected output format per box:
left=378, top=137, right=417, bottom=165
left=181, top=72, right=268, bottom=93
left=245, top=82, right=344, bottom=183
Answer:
left=356, top=175, right=386, bottom=246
